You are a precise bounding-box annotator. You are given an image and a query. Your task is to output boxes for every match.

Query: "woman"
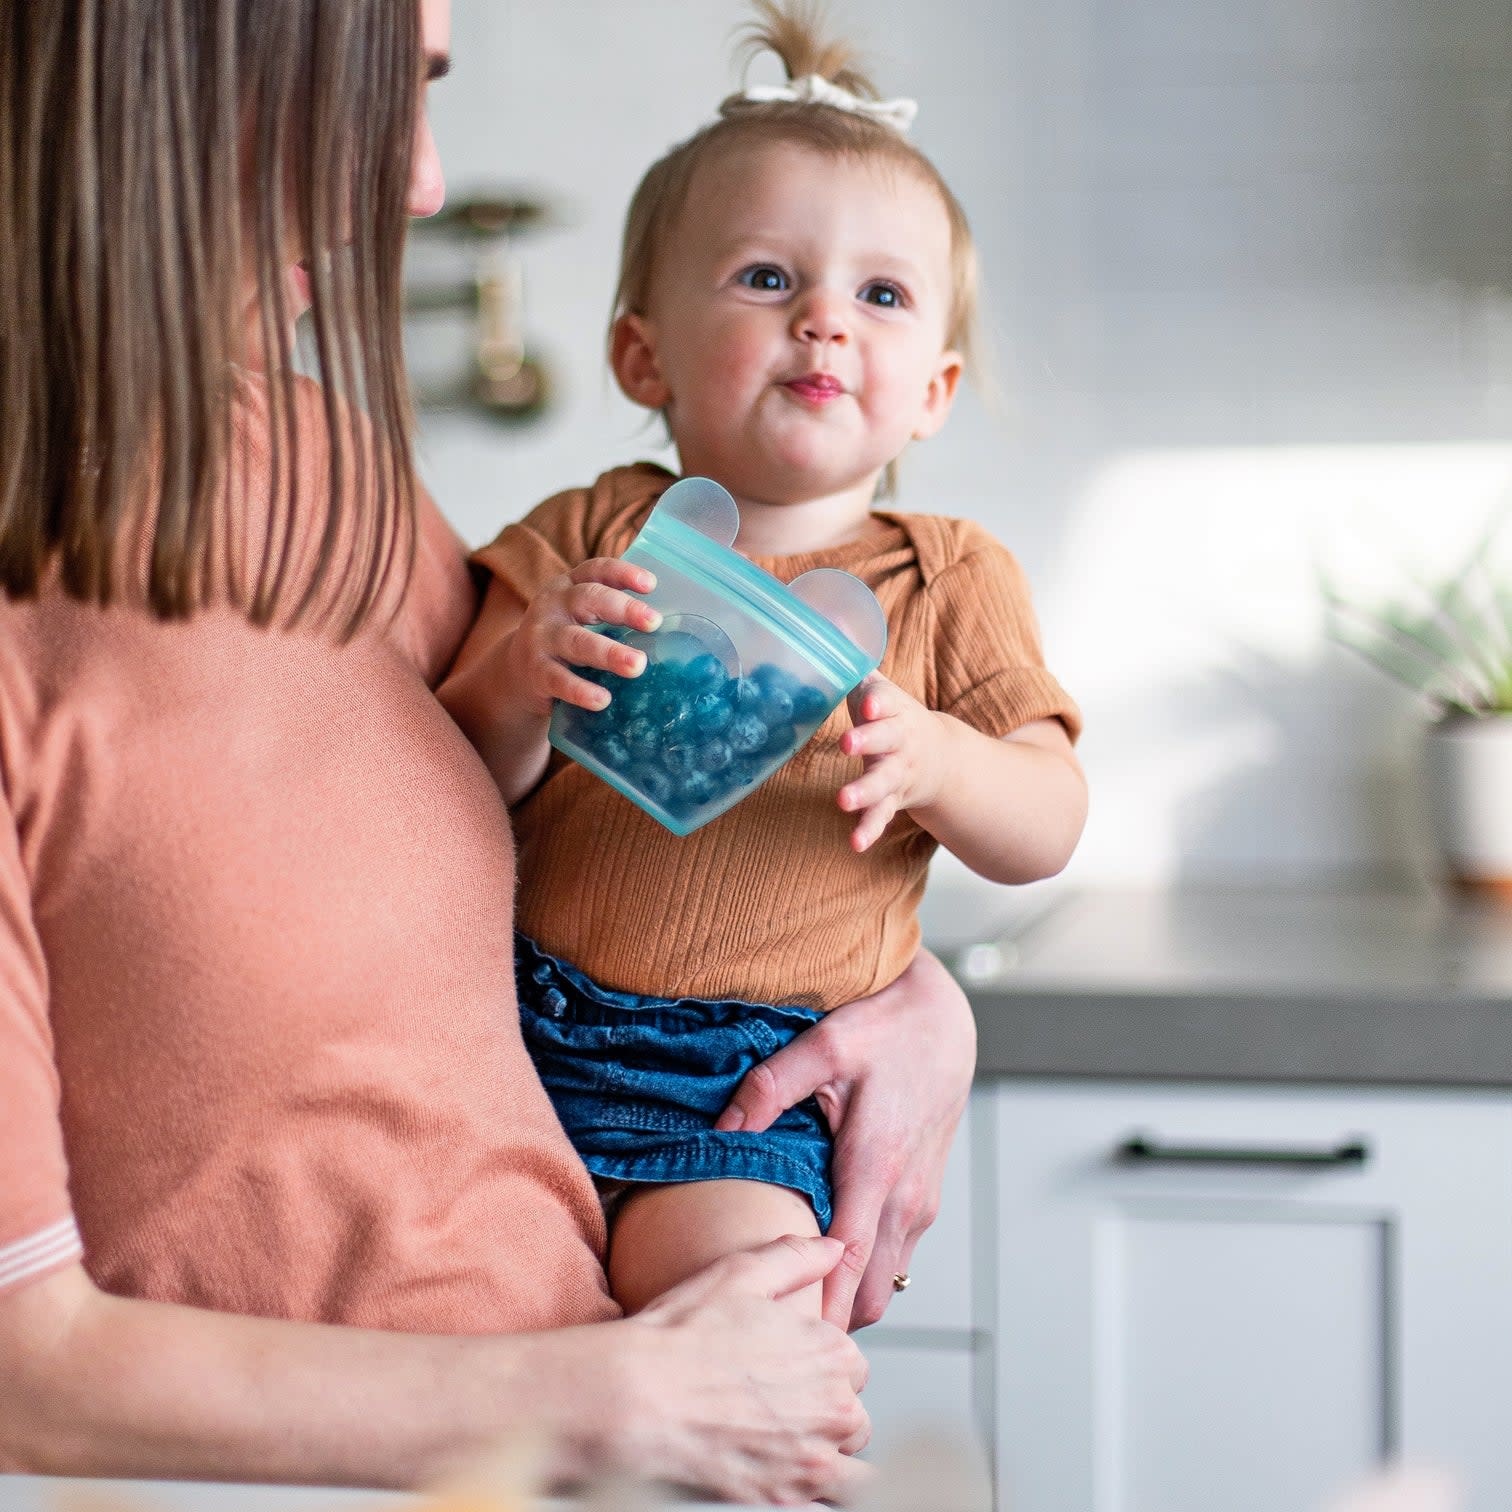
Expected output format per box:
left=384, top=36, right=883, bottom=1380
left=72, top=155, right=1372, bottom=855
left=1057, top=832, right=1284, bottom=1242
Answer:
left=0, top=0, right=976, bottom=1502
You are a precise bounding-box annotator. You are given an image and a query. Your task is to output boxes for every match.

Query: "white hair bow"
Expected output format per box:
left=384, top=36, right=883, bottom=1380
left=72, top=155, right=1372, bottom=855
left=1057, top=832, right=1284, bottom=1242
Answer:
left=732, top=74, right=918, bottom=135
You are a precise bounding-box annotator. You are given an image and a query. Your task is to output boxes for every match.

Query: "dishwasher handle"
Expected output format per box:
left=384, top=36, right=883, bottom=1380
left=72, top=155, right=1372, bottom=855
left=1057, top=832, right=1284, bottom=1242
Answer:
left=1114, top=1133, right=1370, bottom=1170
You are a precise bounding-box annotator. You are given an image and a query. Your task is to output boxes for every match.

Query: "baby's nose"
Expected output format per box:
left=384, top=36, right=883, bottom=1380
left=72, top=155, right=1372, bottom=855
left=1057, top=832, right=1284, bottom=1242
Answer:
left=792, top=288, right=849, bottom=345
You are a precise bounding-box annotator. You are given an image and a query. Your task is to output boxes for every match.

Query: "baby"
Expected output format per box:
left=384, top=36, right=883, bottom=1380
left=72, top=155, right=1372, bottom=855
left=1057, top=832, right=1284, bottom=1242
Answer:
left=441, top=1, right=1087, bottom=1316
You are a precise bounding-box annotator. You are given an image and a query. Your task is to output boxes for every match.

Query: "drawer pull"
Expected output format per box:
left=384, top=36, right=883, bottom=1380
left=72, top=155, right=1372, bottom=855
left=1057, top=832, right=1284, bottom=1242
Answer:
left=1114, top=1133, right=1370, bottom=1169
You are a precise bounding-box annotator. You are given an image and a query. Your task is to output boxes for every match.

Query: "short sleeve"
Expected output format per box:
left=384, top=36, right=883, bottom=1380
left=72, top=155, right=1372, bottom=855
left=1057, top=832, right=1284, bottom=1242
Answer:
left=927, top=534, right=1082, bottom=742
left=468, top=465, right=675, bottom=609
left=470, top=489, right=594, bottom=610
left=0, top=798, right=81, bottom=1295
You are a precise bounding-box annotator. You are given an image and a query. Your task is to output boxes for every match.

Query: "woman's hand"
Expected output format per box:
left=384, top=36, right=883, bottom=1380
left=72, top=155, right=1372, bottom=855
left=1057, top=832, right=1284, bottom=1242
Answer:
left=599, top=1236, right=872, bottom=1505
left=0, top=1246, right=867, bottom=1502
left=715, top=950, right=976, bottom=1330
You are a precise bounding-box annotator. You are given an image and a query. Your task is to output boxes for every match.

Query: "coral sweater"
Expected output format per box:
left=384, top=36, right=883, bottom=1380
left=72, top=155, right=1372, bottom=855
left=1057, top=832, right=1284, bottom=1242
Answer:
left=0, top=378, right=615, bottom=1331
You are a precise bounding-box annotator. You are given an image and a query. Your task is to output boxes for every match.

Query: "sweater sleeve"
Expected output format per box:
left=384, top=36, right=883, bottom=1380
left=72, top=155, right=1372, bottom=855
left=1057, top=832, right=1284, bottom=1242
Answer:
left=470, top=488, right=595, bottom=608
left=0, top=796, right=82, bottom=1295
left=927, top=530, right=1083, bottom=742
left=468, top=466, right=675, bottom=608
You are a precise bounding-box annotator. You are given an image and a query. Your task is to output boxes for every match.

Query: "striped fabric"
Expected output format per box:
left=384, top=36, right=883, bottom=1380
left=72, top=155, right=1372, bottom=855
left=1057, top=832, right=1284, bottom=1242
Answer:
left=482, top=465, right=1082, bottom=1009
left=0, top=1218, right=82, bottom=1292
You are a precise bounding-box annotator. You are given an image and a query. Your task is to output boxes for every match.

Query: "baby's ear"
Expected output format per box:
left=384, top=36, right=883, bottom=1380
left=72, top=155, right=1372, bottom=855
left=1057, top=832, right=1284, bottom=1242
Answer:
left=610, top=313, right=671, bottom=411
left=912, top=349, right=964, bottom=442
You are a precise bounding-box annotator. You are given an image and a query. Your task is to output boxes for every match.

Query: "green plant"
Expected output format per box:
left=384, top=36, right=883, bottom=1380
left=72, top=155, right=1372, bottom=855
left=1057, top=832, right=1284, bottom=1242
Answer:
left=1323, top=518, right=1512, bottom=718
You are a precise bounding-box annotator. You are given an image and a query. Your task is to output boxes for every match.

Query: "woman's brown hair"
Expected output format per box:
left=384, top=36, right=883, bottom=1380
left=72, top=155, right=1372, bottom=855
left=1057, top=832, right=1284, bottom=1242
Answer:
left=0, top=0, right=419, bottom=636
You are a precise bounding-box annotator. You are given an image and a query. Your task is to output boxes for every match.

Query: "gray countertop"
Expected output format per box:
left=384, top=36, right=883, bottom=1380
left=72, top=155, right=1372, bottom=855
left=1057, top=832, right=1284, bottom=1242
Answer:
left=956, top=884, right=1512, bottom=1087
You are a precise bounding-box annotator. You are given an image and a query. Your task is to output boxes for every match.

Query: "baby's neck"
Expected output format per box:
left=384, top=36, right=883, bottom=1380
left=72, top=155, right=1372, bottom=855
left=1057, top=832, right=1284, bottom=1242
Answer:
left=728, top=484, right=880, bottom=559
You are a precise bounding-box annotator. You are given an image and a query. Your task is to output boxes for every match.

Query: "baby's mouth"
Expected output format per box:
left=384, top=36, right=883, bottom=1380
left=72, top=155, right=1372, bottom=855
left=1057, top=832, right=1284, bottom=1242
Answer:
left=783, top=372, right=846, bottom=403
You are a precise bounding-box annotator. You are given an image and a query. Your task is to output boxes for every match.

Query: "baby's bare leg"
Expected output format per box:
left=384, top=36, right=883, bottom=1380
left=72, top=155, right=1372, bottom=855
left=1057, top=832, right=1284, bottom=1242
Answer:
left=608, top=1179, right=823, bottom=1315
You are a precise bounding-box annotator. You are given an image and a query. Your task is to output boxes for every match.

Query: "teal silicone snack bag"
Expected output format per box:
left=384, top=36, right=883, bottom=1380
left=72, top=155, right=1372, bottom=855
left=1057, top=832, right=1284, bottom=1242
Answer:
left=549, top=476, right=887, bottom=835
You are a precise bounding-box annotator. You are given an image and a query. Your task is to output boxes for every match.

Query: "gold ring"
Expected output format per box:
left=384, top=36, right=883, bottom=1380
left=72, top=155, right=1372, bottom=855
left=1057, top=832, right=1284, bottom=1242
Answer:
left=892, top=1272, right=911, bottom=1292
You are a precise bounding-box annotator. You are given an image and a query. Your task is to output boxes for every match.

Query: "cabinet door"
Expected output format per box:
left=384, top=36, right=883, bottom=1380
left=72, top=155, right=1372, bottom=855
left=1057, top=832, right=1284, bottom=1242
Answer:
left=855, top=1094, right=989, bottom=1477
left=860, top=1340, right=983, bottom=1463
left=867, top=1087, right=978, bottom=1334
left=992, top=1082, right=1512, bottom=1512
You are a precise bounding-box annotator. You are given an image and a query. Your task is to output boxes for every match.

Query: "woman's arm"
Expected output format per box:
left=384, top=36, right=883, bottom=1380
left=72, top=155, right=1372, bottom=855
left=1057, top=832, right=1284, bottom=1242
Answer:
left=0, top=1240, right=869, bottom=1504
left=715, top=949, right=978, bottom=1331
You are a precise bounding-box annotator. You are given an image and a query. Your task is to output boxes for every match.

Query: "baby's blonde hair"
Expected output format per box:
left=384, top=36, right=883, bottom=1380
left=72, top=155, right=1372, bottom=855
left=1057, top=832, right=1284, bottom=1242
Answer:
left=612, top=1, right=982, bottom=496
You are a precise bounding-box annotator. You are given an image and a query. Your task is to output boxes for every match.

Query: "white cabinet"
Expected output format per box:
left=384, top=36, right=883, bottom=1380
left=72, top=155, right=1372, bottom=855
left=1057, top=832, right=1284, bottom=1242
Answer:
left=857, top=1095, right=988, bottom=1463
left=860, top=1341, right=981, bottom=1464
left=991, top=1081, right=1512, bottom=1512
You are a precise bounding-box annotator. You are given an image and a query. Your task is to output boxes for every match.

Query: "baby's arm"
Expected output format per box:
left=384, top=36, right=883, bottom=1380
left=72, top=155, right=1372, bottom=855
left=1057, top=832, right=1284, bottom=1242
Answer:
left=838, top=675, right=1087, bottom=883
left=439, top=560, right=662, bottom=805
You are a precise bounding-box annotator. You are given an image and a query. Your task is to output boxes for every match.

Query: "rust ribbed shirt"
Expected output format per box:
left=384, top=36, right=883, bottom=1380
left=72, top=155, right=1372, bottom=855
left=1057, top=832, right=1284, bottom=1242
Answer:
left=0, top=376, right=616, bottom=1330
left=474, top=465, right=1081, bottom=1010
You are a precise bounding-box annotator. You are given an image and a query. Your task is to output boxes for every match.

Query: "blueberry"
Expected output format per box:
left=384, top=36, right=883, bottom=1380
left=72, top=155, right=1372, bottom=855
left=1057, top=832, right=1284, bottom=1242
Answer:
left=675, top=769, right=717, bottom=810
left=764, top=722, right=797, bottom=757
left=616, top=680, right=654, bottom=719
left=663, top=739, right=698, bottom=777
left=635, top=766, right=675, bottom=806
left=756, top=685, right=794, bottom=727
left=753, top=663, right=803, bottom=699
left=591, top=730, right=631, bottom=768
left=792, top=685, right=830, bottom=725
left=697, top=737, right=734, bottom=775
left=658, top=701, right=697, bottom=741
left=647, top=678, right=688, bottom=726
left=685, top=652, right=727, bottom=690
left=728, top=759, right=765, bottom=789
left=689, top=689, right=734, bottom=735
left=728, top=712, right=768, bottom=755
left=623, top=717, right=660, bottom=758
left=733, top=676, right=764, bottom=710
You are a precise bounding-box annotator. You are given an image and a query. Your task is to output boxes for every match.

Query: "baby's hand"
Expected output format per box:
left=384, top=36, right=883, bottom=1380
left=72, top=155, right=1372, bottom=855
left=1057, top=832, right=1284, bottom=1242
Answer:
left=509, top=558, right=663, bottom=718
left=837, top=674, right=949, bottom=852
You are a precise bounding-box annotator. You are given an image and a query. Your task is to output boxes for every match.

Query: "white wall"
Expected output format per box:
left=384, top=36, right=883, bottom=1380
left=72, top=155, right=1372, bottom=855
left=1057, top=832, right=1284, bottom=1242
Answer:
left=413, top=0, right=1512, bottom=901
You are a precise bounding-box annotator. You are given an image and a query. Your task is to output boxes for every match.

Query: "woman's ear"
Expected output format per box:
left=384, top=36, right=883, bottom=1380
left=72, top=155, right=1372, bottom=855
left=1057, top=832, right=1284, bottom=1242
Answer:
left=911, top=349, right=964, bottom=442
left=610, top=313, right=671, bottom=410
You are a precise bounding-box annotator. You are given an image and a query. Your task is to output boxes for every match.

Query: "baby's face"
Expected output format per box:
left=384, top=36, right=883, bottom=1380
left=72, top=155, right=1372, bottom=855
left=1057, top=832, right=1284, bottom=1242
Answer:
left=624, top=141, right=962, bottom=509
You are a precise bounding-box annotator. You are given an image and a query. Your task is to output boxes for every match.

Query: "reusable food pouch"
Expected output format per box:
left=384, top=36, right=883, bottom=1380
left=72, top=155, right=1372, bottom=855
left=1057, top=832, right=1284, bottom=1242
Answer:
left=549, top=476, right=887, bottom=835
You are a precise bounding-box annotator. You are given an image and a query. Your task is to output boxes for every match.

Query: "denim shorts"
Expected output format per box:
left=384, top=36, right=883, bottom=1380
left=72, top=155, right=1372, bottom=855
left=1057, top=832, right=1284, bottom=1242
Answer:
left=514, top=933, right=834, bottom=1231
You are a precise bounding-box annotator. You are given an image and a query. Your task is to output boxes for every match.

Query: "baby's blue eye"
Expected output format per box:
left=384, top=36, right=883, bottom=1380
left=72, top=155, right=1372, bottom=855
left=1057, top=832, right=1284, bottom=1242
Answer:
left=861, top=281, right=905, bottom=309
left=739, top=265, right=789, bottom=292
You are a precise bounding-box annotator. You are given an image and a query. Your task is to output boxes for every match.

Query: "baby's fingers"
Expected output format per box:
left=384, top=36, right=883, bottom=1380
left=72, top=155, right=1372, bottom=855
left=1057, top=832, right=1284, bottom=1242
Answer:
left=554, top=623, right=648, bottom=700
left=841, top=714, right=902, bottom=760
left=838, top=753, right=906, bottom=812
left=563, top=563, right=662, bottom=635
left=848, top=793, right=901, bottom=853
left=568, top=556, right=657, bottom=597
left=847, top=673, right=902, bottom=727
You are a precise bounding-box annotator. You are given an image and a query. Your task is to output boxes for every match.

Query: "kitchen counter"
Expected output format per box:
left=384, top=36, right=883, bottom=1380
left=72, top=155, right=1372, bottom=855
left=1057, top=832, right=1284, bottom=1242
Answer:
left=958, top=883, right=1512, bottom=1086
